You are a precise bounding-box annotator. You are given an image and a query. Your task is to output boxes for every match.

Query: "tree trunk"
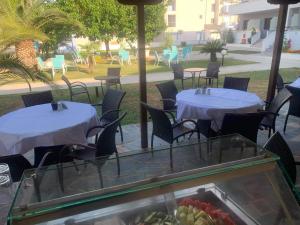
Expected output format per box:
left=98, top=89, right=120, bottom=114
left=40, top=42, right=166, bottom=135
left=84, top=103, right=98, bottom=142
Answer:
left=210, top=52, right=217, bottom=62
left=105, top=40, right=110, bottom=56
left=15, top=40, right=37, bottom=69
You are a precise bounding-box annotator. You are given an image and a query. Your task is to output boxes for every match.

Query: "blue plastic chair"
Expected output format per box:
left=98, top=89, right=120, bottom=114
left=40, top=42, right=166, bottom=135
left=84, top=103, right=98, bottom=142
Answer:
left=53, top=55, right=66, bottom=76
left=118, top=50, right=131, bottom=65
left=37, top=57, right=55, bottom=79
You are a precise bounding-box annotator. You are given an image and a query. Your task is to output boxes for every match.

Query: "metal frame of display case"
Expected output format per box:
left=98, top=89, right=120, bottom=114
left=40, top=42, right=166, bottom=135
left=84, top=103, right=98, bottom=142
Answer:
left=7, top=134, right=300, bottom=225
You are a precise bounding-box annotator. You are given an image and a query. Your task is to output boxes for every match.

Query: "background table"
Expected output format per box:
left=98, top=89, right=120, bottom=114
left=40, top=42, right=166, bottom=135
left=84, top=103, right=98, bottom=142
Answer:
left=184, top=68, right=206, bottom=88
left=0, top=101, right=98, bottom=156
left=176, top=88, right=264, bottom=130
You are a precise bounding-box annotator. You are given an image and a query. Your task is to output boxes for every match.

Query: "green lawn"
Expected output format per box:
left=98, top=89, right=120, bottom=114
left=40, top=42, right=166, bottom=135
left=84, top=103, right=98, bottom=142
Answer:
left=55, top=58, right=255, bottom=81
left=228, top=50, right=261, bottom=55
left=1, top=67, right=299, bottom=125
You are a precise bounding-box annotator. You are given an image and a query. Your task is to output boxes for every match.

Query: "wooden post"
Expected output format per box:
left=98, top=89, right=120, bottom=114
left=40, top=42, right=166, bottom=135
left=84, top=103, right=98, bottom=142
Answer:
left=137, top=3, right=148, bottom=148
left=266, top=4, right=289, bottom=102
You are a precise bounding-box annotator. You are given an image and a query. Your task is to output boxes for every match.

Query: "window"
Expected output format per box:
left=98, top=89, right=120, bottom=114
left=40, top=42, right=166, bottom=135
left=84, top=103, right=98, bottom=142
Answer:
left=199, top=15, right=203, bottom=19
left=211, top=4, right=215, bottom=12
left=242, top=20, right=248, bottom=30
left=168, top=0, right=176, bottom=11
left=168, top=15, right=176, bottom=27
left=211, top=18, right=215, bottom=24
left=264, top=18, right=272, bottom=30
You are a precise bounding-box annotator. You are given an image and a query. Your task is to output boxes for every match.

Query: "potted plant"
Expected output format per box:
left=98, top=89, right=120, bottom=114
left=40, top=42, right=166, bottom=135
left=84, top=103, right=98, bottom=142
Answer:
left=201, top=39, right=225, bottom=62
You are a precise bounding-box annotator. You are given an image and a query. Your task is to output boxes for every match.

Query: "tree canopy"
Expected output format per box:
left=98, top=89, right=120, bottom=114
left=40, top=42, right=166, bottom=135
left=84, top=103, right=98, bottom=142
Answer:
left=56, top=0, right=166, bottom=48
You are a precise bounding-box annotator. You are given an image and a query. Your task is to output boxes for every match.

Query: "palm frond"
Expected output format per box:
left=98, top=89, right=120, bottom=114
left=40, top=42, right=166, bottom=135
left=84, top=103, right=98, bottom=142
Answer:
left=201, top=39, right=225, bottom=54
left=0, top=54, right=54, bottom=91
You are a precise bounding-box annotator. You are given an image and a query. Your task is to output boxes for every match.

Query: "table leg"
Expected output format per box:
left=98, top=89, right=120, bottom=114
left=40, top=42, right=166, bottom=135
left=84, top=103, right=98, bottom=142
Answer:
left=101, top=81, right=105, bottom=96
left=95, top=86, right=99, bottom=97
left=192, top=72, right=195, bottom=88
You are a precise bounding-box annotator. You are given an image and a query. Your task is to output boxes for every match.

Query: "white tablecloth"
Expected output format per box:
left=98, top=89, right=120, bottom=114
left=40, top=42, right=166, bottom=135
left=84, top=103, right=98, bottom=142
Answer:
left=289, top=77, right=300, bottom=88
left=176, top=88, right=264, bottom=130
left=0, top=101, right=99, bottom=156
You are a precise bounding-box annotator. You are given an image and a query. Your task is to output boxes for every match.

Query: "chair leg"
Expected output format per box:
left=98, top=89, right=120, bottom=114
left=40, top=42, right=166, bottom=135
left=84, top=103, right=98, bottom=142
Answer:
left=151, top=133, right=154, bottom=156
left=86, top=91, right=92, bottom=104
left=170, top=144, right=173, bottom=169
left=268, top=128, right=271, bottom=138
left=101, top=81, right=105, bottom=96
left=197, top=132, right=201, bottom=158
left=119, top=82, right=122, bottom=90
left=95, top=86, right=99, bottom=97
left=181, top=79, right=184, bottom=90
left=57, top=164, right=64, bottom=193
left=284, top=114, right=289, bottom=133
left=115, top=151, right=120, bottom=176
left=119, top=124, right=124, bottom=142
left=96, top=163, right=104, bottom=188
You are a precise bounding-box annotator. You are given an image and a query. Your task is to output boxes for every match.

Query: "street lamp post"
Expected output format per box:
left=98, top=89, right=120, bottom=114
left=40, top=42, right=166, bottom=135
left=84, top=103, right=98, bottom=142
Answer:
left=117, top=0, right=162, bottom=148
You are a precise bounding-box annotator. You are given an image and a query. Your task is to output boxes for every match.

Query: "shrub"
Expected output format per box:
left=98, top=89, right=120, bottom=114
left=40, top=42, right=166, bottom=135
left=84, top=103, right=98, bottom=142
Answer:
left=201, top=39, right=225, bottom=62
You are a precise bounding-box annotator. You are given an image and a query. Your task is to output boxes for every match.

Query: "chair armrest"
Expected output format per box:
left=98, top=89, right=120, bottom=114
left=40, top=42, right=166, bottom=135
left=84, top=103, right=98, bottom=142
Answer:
left=164, top=110, right=176, bottom=124
left=71, top=81, right=88, bottom=88
left=173, top=119, right=197, bottom=129
left=92, top=102, right=103, bottom=107
left=86, top=126, right=104, bottom=138
left=99, top=109, right=121, bottom=122
left=160, top=98, right=176, bottom=104
left=71, top=84, right=88, bottom=90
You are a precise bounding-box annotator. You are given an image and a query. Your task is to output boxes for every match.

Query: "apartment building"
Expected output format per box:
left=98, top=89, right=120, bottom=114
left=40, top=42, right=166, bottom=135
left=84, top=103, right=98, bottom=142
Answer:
left=224, top=0, right=300, bottom=51
left=153, top=0, right=226, bottom=46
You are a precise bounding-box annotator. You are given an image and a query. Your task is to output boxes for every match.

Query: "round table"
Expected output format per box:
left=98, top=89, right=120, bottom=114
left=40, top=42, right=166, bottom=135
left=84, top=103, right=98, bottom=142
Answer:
left=184, top=68, right=207, bottom=88
left=176, top=88, right=264, bottom=130
left=0, top=101, right=99, bottom=156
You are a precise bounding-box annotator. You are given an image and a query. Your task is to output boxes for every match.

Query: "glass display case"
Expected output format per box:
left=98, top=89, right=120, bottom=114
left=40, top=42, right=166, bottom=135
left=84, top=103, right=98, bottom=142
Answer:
left=7, top=134, right=300, bottom=225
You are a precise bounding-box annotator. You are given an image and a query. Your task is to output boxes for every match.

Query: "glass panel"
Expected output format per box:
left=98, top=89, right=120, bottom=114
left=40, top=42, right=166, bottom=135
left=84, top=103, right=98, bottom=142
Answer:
left=22, top=164, right=300, bottom=225
left=9, top=134, right=275, bottom=224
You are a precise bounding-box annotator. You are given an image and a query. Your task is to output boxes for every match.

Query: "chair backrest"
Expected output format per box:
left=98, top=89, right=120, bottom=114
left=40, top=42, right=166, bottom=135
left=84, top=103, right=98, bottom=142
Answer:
left=223, top=77, right=250, bottom=91
left=264, top=131, right=297, bottom=185
left=156, top=81, right=178, bottom=110
left=182, top=47, right=190, bottom=59
left=107, top=67, right=121, bottom=85
left=171, top=45, right=178, bottom=53
left=53, top=55, right=65, bottom=69
left=206, top=62, right=220, bottom=78
left=37, top=57, right=45, bottom=69
left=22, top=91, right=54, bottom=107
left=95, top=112, right=127, bottom=157
left=221, top=112, right=266, bottom=143
left=0, top=154, right=33, bottom=182
left=163, top=49, right=171, bottom=60
left=286, top=85, right=300, bottom=117
left=276, top=73, right=285, bottom=92
left=171, top=63, right=184, bottom=79
left=119, top=50, right=129, bottom=60
left=142, top=102, right=173, bottom=143
left=267, top=88, right=292, bottom=115
left=102, top=89, right=126, bottom=120
left=62, top=75, right=72, bottom=88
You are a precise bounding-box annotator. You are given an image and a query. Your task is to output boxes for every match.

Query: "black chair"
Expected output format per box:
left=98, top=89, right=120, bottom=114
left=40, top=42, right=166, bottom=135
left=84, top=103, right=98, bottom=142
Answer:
left=62, top=75, right=92, bottom=103
left=277, top=73, right=291, bottom=93
left=156, top=81, right=178, bottom=121
left=264, top=131, right=300, bottom=187
left=223, top=77, right=250, bottom=91
left=260, top=88, right=292, bottom=137
left=93, top=89, right=126, bottom=142
left=171, top=63, right=191, bottom=89
left=142, top=102, right=199, bottom=169
left=284, top=85, right=300, bottom=133
left=198, top=62, right=220, bottom=87
left=220, top=112, right=266, bottom=143
left=60, top=112, right=127, bottom=188
left=21, top=91, right=53, bottom=107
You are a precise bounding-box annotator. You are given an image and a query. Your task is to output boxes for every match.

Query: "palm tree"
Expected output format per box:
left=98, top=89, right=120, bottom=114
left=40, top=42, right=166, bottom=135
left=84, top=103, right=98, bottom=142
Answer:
left=201, top=39, right=225, bottom=62
left=0, top=0, right=80, bottom=69
left=0, top=54, right=53, bottom=91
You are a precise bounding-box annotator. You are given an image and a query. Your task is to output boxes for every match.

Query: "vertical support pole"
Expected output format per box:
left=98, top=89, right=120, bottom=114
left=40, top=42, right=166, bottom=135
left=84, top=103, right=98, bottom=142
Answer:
left=266, top=4, right=288, bottom=102
left=137, top=3, right=148, bottom=148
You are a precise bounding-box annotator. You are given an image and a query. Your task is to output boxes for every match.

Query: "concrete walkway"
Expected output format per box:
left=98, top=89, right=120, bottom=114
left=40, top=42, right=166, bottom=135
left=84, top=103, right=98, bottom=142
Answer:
left=0, top=52, right=299, bottom=95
